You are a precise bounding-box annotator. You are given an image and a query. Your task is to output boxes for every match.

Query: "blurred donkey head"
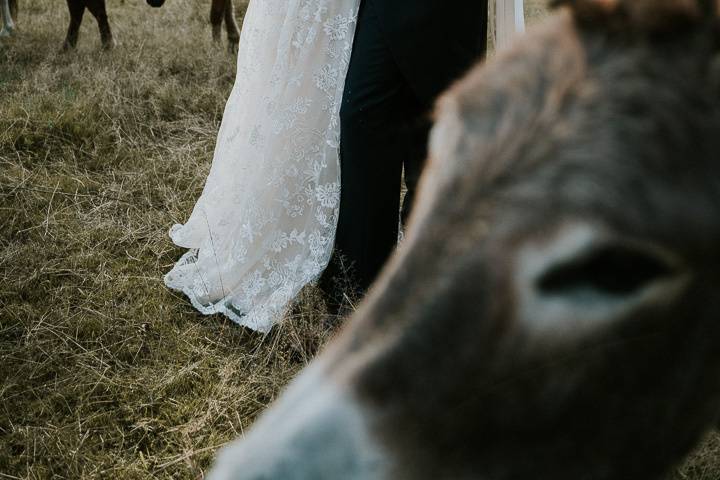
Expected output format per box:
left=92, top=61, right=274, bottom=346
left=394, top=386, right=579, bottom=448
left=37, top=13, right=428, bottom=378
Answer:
left=211, top=0, right=720, bottom=478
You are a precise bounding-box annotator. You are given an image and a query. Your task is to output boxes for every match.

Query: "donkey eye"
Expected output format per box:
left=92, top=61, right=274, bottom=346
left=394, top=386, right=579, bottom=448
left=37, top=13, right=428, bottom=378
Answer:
left=516, top=225, right=690, bottom=340
left=537, top=245, right=676, bottom=298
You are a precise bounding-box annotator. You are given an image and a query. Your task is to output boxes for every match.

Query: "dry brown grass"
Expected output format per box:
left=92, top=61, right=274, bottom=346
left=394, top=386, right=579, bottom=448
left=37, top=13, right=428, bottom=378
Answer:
left=0, top=1, right=718, bottom=479
left=0, top=1, right=337, bottom=478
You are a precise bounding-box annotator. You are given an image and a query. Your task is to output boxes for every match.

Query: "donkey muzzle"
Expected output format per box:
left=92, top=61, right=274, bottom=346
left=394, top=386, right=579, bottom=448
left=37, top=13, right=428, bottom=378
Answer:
left=207, top=364, right=389, bottom=480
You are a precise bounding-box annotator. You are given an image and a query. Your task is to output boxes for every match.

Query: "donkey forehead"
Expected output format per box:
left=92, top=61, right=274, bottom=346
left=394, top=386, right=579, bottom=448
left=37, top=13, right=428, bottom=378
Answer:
left=426, top=13, right=720, bottom=245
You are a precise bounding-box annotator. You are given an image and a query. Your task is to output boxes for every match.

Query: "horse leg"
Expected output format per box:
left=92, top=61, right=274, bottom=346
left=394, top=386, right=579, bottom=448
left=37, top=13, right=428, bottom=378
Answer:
left=9, top=0, right=16, bottom=20
left=63, top=0, right=85, bottom=50
left=0, top=0, right=16, bottom=37
left=210, top=0, right=224, bottom=43
left=86, top=0, right=114, bottom=49
left=224, top=0, right=239, bottom=53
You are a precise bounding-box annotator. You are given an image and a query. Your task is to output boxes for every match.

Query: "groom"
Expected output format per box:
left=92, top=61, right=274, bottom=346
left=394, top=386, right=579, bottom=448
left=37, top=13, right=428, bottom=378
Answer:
left=324, top=0, right=489, bottom=300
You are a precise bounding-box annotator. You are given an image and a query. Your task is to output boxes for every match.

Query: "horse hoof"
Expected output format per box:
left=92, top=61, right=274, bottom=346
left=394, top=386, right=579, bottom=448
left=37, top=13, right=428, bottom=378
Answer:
left=228, top=41, right=239, bottom=54
left=0, top=26, right=15, bottom=37
left=60, top=42, right=76, bottom=53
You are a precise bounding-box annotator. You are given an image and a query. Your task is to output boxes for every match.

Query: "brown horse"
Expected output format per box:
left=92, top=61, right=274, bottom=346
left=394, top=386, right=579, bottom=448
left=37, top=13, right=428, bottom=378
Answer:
left=0, top=0, right=164, bottom=46
left=2, top=0, right=238, bottom=51
left=63, top=0, right=165, bottom=51
left=64, top=0, right=239, bottom=52
left=210, top=0, right=240, bottom=52
left=208, top=0, right=720, bottom=479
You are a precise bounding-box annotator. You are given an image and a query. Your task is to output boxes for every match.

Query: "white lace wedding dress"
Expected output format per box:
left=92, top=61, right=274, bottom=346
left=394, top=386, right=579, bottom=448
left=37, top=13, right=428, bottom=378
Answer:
left=165, top=0, right=525, bottom=333
left=165, top=0, right=360, bottom=332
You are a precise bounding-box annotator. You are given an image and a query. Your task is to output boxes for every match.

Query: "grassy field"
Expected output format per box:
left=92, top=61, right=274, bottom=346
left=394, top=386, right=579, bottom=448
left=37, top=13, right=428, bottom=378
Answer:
left=0, top=1, right=718, bottom=479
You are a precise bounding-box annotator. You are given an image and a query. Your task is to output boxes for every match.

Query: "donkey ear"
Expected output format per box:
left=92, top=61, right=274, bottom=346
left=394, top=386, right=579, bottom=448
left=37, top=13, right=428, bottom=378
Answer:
left=550, top=0, right=621, bottom=15
left=551, top=0, right=704, bottom=14
left=551, top=0, right=714, bottom=30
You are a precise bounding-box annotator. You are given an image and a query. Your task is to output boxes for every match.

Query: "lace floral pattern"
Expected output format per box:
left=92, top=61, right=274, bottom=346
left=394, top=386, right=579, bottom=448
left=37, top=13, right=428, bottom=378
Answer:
left=165, top=0, right=360, bottom=332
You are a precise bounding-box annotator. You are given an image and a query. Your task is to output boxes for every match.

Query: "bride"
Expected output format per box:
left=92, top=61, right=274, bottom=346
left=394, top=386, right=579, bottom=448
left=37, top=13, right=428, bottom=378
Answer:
left=164, top=0, right=525, bottom=333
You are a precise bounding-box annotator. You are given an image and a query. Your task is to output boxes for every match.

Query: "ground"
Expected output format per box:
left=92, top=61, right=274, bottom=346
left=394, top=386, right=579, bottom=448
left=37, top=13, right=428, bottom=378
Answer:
left=0, top=1, right=718, bottom=479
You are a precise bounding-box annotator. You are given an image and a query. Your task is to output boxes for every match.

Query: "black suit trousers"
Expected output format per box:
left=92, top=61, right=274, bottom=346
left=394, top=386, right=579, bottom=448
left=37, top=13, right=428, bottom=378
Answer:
left=327, top=0, right=431, bottom=295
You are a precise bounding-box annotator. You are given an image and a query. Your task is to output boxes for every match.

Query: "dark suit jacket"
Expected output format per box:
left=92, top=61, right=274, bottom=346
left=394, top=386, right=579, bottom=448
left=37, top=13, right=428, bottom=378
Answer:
left=370, top=0, right=488, bottom=105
